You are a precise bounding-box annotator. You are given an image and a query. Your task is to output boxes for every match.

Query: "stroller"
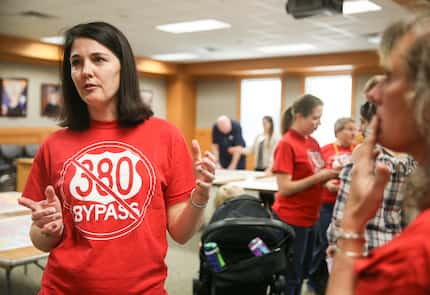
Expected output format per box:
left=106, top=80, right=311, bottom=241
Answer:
left=193, top=195, right=295, bottom=295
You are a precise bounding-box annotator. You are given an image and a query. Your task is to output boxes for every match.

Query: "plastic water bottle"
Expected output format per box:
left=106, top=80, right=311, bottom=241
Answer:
left=204, top=242, right=226, bottom=271
left=248, top=237, right=270, bottom=256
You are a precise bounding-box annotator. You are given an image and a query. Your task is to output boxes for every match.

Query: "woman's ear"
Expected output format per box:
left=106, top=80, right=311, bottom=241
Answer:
left=294, top=112, right=304, bottom=120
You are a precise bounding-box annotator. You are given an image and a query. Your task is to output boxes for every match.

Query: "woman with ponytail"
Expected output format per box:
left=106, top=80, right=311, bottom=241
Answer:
left=272, top=94, right=339, bottom=295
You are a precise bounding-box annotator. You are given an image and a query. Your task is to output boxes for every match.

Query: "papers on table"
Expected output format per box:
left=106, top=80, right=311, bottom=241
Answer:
left=213, top=169, right=278, bottom=193
left=0, top=215, right=33, bottom=251
left=230, top=176, right=278, bottom=193
left=213, top=169, right=266, bottom=185
left=0, top=192, right=29, bottom=216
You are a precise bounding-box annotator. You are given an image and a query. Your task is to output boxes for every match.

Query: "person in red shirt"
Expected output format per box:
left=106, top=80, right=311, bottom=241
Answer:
left=307, top=117, right=356, bottom=294
left=327, top=13, right=430, bottom=295
left=272, top=94, right=339, bottom=295
left=17, top=22, right=216, bottom=295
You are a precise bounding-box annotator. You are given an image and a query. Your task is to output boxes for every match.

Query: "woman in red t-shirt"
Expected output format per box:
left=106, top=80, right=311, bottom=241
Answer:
left=17, top=22, right=216, bottom=294
left=272, top=94, right=339, bottom=295
left=327, top=15, right=430, bottom=295
left=307, top=117, right=356, bottom=293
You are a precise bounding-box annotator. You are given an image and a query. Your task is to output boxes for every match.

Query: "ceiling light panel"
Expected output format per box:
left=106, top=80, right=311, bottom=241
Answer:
left=156, top=19, right=231, bottom=34
left=343, top=0, right=382, bottom=15
left=151, top=53, right=198, bottom=61
left=258, top=43, right=316, bottom=54
left=40, top=36, right=64, bottom=45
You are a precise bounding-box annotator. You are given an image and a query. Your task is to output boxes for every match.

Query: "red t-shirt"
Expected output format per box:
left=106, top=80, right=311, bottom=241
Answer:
left=321, top=143, right=353, bottom=204
left=355, top=208, right=430, bottom=294
left=22, top=118, right=195, bottom=295
left=272, top=129, right=324, bottom=227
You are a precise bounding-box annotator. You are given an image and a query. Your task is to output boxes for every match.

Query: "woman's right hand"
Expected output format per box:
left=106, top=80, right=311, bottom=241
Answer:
left=18, top=185, right=64, bottom=237
left=317, top=168, right=340, bottom=183
left=325, top=179, right=340, bottom=193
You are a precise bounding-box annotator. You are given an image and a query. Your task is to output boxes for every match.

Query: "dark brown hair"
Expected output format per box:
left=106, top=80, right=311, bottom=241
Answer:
left=280, top=94, right=323, bottom=135
left=59, top=22, right=153, bottom=130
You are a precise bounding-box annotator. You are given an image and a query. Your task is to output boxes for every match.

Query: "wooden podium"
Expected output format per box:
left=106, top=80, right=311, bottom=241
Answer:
left=16, top=158, right=33, bottom=192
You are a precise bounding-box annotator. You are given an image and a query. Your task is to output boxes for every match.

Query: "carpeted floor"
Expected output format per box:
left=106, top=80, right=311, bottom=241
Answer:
left=0, top=232, right=202, bottom=295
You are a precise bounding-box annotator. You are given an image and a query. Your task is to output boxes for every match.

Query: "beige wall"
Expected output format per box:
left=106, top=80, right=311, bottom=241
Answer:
left=139, top=76, right=167, bottom=119
left=0, top=60, right=377, bottom=132
left=0, top=62, right=167, bottom=127
left=284, top=75, right=303, bottom=110
left=196, top=79, right=236, bottom=128
left=0, top=61, right=60, bottom=127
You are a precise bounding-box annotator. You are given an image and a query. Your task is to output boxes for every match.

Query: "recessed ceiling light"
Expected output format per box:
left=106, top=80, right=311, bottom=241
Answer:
left=156, top=19, right=231, bottom=34
left=367, top=35, right=381, bottom=45
left=151, top=53, right=198, bottom=61
left=343, top=0, right=381, bottom=15
left=258, top=43, right=316, bottom=54
left=40, top=36, right=64, bottom=45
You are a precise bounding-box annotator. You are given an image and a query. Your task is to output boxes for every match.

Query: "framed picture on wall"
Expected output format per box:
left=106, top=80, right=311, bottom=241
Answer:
left=140, top=89, right=153, bottom=109
left=41, top=83, right=62, bottom=117
left=0, top=78, right=28, bottom=117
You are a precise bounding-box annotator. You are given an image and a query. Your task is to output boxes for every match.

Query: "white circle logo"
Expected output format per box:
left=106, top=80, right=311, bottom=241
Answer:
left=59, top=141, right=156, bottom=240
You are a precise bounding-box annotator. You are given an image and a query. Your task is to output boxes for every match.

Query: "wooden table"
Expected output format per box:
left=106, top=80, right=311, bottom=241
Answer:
left=212, top=169, right=278, bottom=209
left=0, top=192, right=48, bottom=295
left=213, top=169, right=266, bottom=186
left=16, top=158, right=33, bottom=192
left=228, top=176, right=278, bottom=193
left=213, top=169, right=278, bottom=193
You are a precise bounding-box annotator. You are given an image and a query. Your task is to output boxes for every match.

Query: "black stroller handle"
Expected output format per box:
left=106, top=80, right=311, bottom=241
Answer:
left=202, top=217, right=295, bottom=243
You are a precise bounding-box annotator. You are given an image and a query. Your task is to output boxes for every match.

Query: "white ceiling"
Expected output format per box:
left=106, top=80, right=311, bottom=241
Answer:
left=0, top=0, right=412, bottom=63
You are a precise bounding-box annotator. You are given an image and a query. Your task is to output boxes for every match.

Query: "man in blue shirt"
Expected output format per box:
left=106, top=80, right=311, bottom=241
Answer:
left=212, top=115, right=246, bottom=170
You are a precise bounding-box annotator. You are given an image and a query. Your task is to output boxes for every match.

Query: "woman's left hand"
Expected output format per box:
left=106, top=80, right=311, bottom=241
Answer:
left=342, top=118, right=391, bottom=232
left=191, top=140, right=216, bottom=201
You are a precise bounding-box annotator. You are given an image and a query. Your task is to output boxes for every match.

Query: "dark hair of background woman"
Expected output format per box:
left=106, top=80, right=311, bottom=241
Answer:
left=281, top=94, right=323, bottom=135
left=59, top=21, right=153, bottom=131
left=263, top=115, right=274, bottom=136
left=360, top=101, right=377, bottom=123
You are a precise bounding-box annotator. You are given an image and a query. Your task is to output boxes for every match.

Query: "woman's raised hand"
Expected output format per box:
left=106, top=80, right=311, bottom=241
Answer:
left=191, top=140, right=216, bottom=200
left=18, top=185, right=64, bottom=237
left=342, top=118, right=391, bottom=231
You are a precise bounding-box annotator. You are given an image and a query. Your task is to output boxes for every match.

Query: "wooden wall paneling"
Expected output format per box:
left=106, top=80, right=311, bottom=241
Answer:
left=194, top=128, right=212, bottom=155
left=166, top=75, right=196, bottom=146
left=0, top=35, right=178, bottom=76
left=235, top=78, right=241, bottom=120
left=351, top=73, right=357, bottom=118
left=135, top=57, right=178, bottom=76
left=281, top=74, right=287, bottom=113
left=0, top=128, right=58, bottom=144
left=182, top=51, right=380, bottom=77
left=0, top=35, right=62, bottom=64
left=16, top=158, right=33, bottom=192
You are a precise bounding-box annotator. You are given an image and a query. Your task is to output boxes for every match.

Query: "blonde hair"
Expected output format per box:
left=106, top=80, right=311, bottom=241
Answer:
left=363, top=75, right=385, bottom=94
left=403, top=31, right=430, bottom=211
left=214, top=184, right=245, bottom=209
left=334, top=117, right=355, bottom=136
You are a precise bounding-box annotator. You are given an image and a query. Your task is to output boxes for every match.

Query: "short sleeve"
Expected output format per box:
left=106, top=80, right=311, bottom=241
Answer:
left=212, top=125, right=220, bottom=145
left=165, top=128, right=196, bottom=207
left=272, top=139, right=294, bottom=175
left=22, top=141, right=51, bottom=202
left=355, top=244, right=430, bottom=294
left=231, top=122, right=244, bottom=146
